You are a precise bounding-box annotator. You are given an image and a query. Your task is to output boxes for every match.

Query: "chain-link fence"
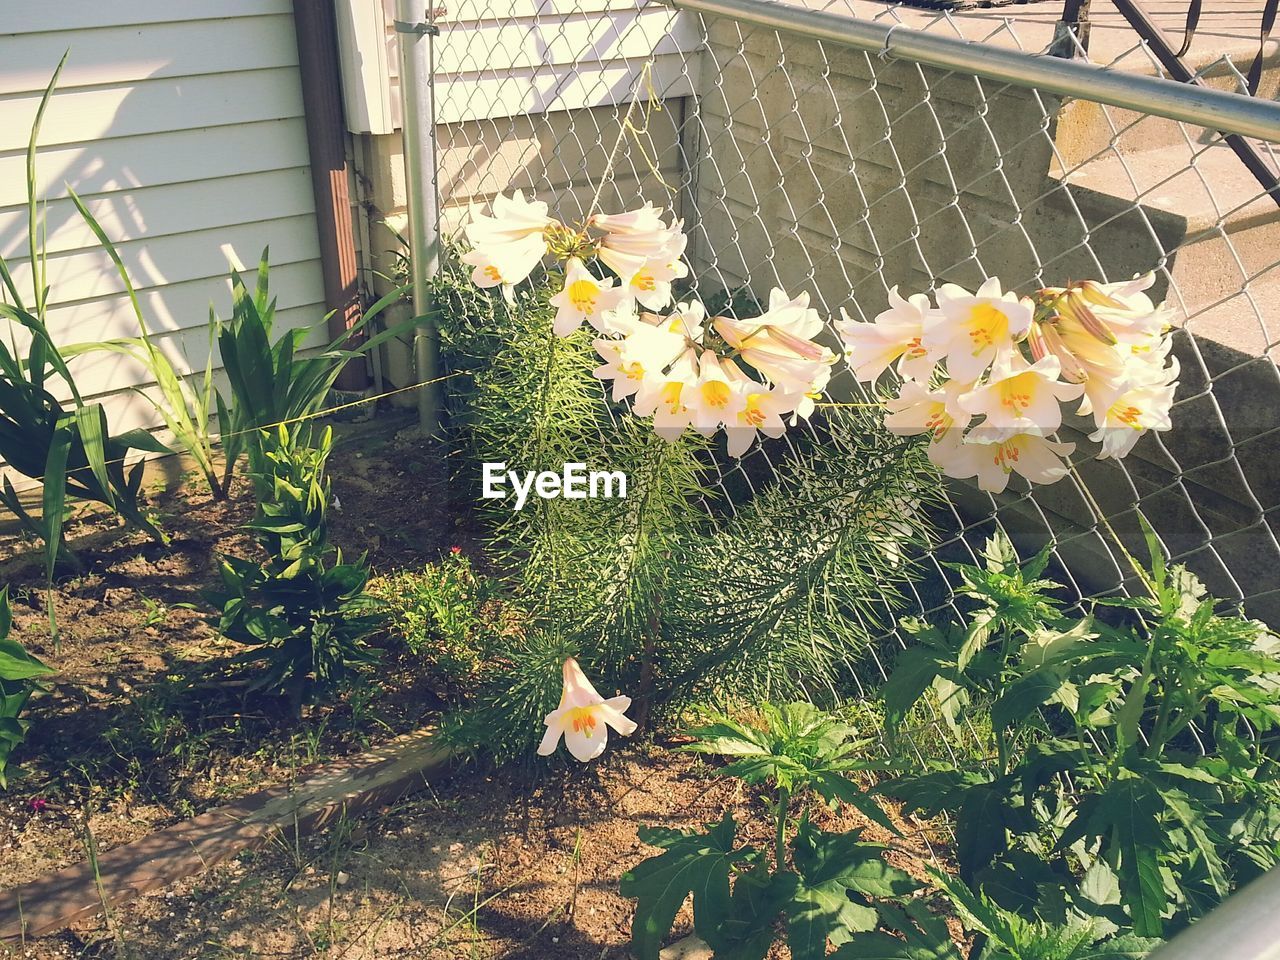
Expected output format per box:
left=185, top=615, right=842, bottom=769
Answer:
left=406, top=0, right=1280, bottom=638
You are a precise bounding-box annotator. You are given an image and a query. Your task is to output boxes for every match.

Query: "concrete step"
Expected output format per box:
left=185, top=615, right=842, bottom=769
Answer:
left=1050, top=138, right=1280, bottom=360
left=1053, top=47, right=1280, bottom=166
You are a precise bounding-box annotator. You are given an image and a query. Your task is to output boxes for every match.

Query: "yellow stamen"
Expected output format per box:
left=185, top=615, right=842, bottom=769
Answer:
left=1113, top=404, right=1144, bottom=428
left=632, top=271, right=657, bottom=292
left=992, top=439, right=1020, bottom=473
left=568, top=279, right=599, bottom=314
left=740, top=394, right=766, bottom=427
left=700, top=380, right=732, bottom=409
left=967, top=304, right=1009, bottom=355
left=999, top=375, right=1035, bottom=416
left=483, top=264, right=503, bottom=282
left=565, top=707, right=598, bottom=737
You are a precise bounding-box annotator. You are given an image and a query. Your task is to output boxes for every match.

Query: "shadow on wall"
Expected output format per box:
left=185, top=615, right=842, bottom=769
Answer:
left=0, top=23, right=326, bottom=481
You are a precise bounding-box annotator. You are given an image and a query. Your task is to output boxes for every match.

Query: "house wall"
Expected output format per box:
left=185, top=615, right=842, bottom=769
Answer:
left=0, top=0, right=327, bottom=452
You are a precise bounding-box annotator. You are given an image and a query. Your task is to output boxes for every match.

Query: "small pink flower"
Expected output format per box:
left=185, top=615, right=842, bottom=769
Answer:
left=450, top=545, right=463, bottom=555
left=28, top=797, right=48, bottom=814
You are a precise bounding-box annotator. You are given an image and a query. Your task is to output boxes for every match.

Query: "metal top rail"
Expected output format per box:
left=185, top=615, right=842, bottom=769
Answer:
left=663, top=0, right=1280, bottom=142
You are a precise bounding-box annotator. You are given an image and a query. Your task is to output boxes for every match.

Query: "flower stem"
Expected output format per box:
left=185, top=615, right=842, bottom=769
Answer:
left=774, top=785, right=790, bottom=870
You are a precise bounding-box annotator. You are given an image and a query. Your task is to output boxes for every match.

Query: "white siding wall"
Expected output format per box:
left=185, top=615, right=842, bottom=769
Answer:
left=0, top=1, right=326, bottom=452
left=336, top=0, right=700, bottom=134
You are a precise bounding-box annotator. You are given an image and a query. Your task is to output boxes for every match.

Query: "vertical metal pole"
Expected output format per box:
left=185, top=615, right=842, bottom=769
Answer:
left=394, top=1, right=442, bottom=436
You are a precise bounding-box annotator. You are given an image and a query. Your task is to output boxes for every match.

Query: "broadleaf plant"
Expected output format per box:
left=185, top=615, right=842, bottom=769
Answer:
left=0, top=587, right=56, bottom=788
left=879, top=528, right=1280, bottom=938
left=622, top=703, right=931, bottom=960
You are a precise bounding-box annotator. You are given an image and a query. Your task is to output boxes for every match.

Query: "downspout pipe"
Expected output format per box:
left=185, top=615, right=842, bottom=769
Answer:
left=394, top=0, right=443, bottom=437
left=292, top=0, right=368, bottom=392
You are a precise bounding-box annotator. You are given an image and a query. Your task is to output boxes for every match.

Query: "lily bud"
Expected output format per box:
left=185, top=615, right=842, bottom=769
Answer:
left=767, top=326, right=834, bottom=363
left=1027, top=321, right=1050, bottom=362
left=1064, top=293, right=1118, bottom=346
left=1039, top=322, right=1089, bottom=383
left=1077, top=279, right=1128, bottom=311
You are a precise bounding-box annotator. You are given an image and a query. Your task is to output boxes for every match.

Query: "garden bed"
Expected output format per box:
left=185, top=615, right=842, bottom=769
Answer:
left=0, top=411, right=458, bottom=898
left=7, top=748, right=956, bottom=959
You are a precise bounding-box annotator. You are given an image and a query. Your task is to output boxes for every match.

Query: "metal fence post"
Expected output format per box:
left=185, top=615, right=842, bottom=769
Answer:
left=394, top=0, right=442, bottom=437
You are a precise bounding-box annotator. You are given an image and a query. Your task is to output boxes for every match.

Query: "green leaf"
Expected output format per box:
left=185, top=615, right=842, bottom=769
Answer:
left=41, top=424, right=73, bottom=583
left=787, top=820, right=904, bottom=960
left=0, top=638, right=55, bottom=682
left=1159, top=789, right=1229, bottom=898
left=1103, top=780, right=1168, bottom=938
left=1074, top=933, right=1163, bottom=959
left=883, top=646, right=950, bottom=728
left=831, top=901, right=961, bottom=959
left=990, top=669, right=1065, bottom=729
left=811, top=771, right=902, bottom=837
left=1079, top=861, right=1121, bottom=907
left=708, top=865, right=797, bottom=960
left=955, top=786, right=1011, bottom=882
left=620, top=811, right=752, bottom=960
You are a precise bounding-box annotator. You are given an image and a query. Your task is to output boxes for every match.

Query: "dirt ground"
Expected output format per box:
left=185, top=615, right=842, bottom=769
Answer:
left=1, top=411, right=962, bottom=959
left=0, top=410, right=461, bottom=895
left=6, top=748, right=958, bottom=960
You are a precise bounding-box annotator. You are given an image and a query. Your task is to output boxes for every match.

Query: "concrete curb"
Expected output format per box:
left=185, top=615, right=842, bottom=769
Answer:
left=0, top=727, right=451, bottom=943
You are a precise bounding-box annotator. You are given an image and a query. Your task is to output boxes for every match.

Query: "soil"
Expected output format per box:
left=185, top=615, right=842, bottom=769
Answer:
left=1, top=410, right=963, bottom=959
left=7, top=749, right=961, bottom=960
left=0, top=410, right=462, bottom=896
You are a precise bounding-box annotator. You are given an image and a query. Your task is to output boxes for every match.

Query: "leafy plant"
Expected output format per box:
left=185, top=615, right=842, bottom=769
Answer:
left=368, top=549, right=499, bottom=681
left=440, top=257, right=935, bottom=763
left=0, top=587, right=55, bottom=788
left=0, top=54, right=168, bottom=583
left=622, top=703, right=928, bottom=960
left=926, top=870, right=1162, bottom=960
left=209, top=424, right=382, bottom=715
left=213, top=251, right=410, bottom=491
left=60, top=204, right=228, bottom=500
left=879, top=528, right=1280, bottom=938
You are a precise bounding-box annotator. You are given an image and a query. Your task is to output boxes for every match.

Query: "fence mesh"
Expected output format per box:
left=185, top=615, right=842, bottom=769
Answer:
left=419, top=0, right=1280, bottom=664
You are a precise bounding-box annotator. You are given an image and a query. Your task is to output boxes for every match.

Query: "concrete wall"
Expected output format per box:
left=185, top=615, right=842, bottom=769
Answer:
left=687, top=19, right=1280, bottom=623
left=353, top=102, right=689, bottom=393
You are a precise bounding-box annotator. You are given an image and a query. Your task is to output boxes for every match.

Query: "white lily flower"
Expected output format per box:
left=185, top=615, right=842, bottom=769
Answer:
left=459, top=233, right=547, bottom=297
left=686, top=351, right=746, bottom=437
left=594, top=205, right=686, bottom=283
left=962, top=428, right=1075, bottom=493
left=721, top=358, right=798, bottom=457
left=837, top=288, right=940, bottom=383
left=592, top=315, right=688, bottom=401
left=713, top=300, right=836, bottom=397
left=1080, top=354, right=1179, bottom=459
left=926, top=278, right=1033, bottom=382
left=755, top=287, right=826, bottom=339
left=957, top=353, right=1084, bottom=434
left=652, top=300, right=706, bottom=342
left=548, top=258, right=627, bottom=337
left=626, top=242, right=689, bottom=312
left=464, top=189, right=555, bottom=247
left=590, top=202, right=667, bottom=236
left=884, top=379, right=972, bottom=441
left=637, top=349, right=698, bottom=441
left=1088, top=378, right=1177, bottom=459
left=537, top=657, right=636, bottom=763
